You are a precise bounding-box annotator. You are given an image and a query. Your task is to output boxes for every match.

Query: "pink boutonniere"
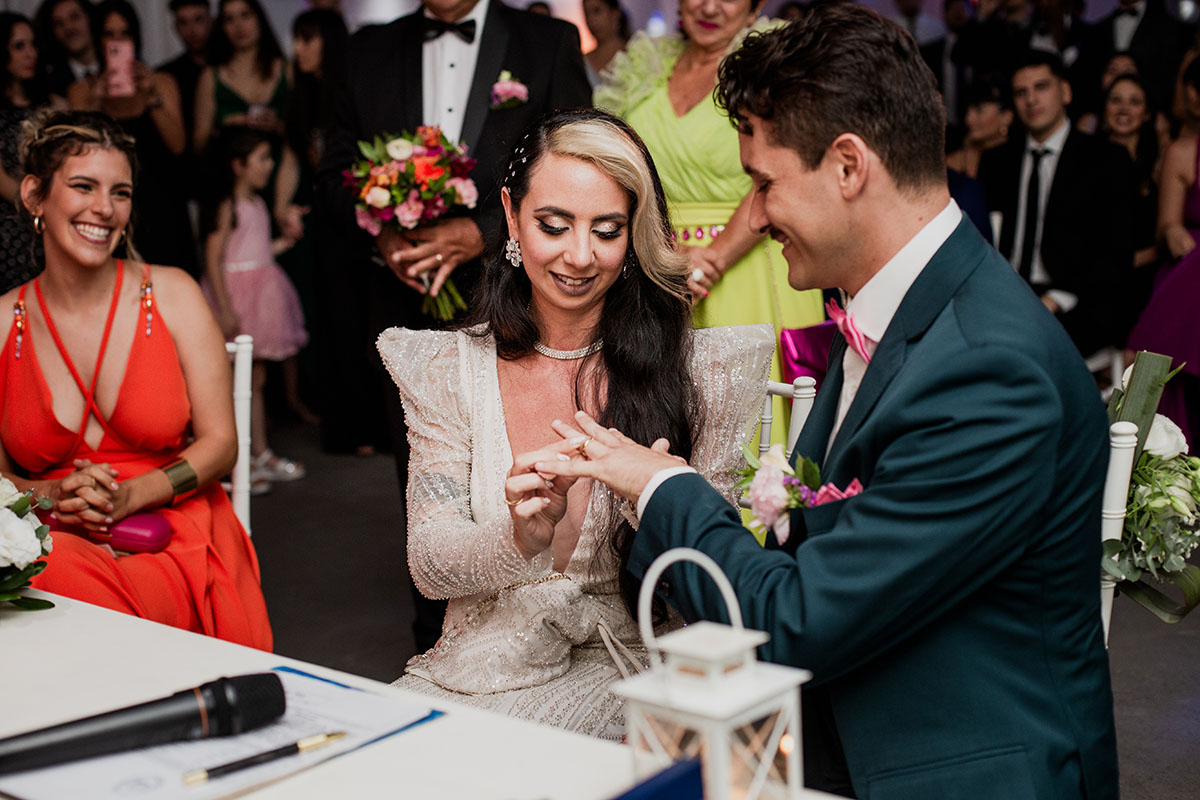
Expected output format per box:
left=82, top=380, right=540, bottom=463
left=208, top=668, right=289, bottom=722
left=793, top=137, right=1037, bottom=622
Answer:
left=737, top=444, right=864, bottom=546
left=491, top=70, right=528, bottom=109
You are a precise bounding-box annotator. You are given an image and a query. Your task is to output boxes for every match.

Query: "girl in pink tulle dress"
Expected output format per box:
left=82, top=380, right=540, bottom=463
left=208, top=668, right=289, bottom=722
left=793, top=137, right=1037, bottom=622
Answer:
left=202, top=127, right=308, bottom=489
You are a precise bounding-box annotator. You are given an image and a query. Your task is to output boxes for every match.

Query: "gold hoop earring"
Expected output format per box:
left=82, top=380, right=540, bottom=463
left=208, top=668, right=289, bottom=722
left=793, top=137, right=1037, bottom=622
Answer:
left=32, top=215, right=43, bottom=235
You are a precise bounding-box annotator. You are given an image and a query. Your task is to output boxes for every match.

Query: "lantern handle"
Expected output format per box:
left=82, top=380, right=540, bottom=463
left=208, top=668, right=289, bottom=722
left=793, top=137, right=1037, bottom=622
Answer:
left=638, top=547, right=745, bottom=664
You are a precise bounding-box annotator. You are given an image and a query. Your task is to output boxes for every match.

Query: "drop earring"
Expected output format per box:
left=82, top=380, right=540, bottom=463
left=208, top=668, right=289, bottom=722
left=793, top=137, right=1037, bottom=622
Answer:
left=505, top=237, right=522, bottom=267
left=32, top=215, right=43, bottom=235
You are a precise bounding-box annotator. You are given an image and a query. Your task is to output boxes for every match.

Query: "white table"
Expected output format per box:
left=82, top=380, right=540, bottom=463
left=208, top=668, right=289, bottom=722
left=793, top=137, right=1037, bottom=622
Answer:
left=2, top=592, right=840, bottom=800
left=0, top=591, right=636, bottom=800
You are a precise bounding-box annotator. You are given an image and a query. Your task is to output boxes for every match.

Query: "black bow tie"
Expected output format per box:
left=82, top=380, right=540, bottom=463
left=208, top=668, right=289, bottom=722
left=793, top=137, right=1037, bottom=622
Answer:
left=423, top=17, right=476, bottom=44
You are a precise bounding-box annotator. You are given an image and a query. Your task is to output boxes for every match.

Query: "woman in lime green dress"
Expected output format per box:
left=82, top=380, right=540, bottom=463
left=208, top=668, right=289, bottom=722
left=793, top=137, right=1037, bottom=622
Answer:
left=596, top=1, right=824, bottom=442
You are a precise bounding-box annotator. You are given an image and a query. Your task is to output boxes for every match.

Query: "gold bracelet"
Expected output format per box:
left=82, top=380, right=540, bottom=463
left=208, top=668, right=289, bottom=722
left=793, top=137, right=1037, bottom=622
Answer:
left=162, top=459, right=198, bottom=497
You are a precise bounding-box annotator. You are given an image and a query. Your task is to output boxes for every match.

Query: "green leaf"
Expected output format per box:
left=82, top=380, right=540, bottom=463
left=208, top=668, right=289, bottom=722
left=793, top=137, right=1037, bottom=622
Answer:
left=1119, top=565, right=1200, bottom=622
left=800, top=457, right=821, bottom=490
left=1112, top=351, right=1174, bottom=461
left=36, top=496, right=52, bottom=510
left=9, top=494, right=30, bottom=516
left=357, top=140, right=376, bottom=160
left=741, top=443, right=760, bottom=472
left=8, top=595, right=53, bottom=610
left=0, top=591, right=24, bottom=602
left=1101, top=557, right=1126, bottom=580
left=0, top=564, right=37, bottom=592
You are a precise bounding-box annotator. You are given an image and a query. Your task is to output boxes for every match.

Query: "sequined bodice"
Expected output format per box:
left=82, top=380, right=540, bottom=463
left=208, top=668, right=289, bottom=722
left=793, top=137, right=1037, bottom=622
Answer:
left=378, top=324, right=773, bottom=693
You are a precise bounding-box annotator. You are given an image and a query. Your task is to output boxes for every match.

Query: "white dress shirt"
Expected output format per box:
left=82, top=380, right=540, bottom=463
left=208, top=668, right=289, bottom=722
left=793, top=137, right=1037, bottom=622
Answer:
left=1009, top=118, right=1077, bottom=312
left=422, top=0, right=489, bottom=144
left=827, top=199, right=962, bottom=450
left=637, top=199, right=963, bottom=519
left=1114, top=2, right=1146, bottom=52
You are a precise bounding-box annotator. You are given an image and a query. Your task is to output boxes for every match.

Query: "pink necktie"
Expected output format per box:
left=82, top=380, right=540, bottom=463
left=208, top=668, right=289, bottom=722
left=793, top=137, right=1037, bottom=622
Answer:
left=825, top=299, right=872, bottom=364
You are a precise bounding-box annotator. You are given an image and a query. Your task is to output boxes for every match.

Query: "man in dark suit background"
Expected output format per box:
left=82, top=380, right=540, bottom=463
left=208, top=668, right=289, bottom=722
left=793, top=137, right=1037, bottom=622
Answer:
left=539, top=6, right=1118, bottom=797
left=978, top=50, right=1136, bottom=358
left=318, top=0, right=590, bottom=651
left=1076, top=0, right=1192, bottom=115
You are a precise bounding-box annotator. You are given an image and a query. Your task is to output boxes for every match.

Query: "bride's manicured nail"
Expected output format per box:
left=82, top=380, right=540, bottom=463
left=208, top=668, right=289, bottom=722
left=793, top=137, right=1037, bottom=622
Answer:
left=544, top=479, right=554, bottom=488
left=542, top=497, right=551, bottom=505
left=105, top=516, right=113, bottom=524
left=569, top=436, right=587, bottom=446
left=556, top=453, right=571, bottom=461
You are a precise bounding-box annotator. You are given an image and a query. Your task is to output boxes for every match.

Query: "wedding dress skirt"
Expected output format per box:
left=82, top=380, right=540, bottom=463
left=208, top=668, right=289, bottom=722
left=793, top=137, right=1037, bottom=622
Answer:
left=379, top=324, right=774, bottom=740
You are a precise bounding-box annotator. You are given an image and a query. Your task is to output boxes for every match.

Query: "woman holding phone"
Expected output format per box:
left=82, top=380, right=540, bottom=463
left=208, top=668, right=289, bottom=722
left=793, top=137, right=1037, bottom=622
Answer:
left=65, top=0, right=196, bottom=278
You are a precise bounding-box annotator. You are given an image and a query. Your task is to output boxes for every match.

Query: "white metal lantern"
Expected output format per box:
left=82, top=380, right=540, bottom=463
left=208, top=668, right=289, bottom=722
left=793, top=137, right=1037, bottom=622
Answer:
left=612, top=548, right=812, bottom=800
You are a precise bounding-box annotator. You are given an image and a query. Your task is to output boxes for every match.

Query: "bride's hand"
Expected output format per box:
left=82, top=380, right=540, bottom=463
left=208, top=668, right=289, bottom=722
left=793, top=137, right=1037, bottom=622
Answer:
left=505, top=442, right=584, bottom=559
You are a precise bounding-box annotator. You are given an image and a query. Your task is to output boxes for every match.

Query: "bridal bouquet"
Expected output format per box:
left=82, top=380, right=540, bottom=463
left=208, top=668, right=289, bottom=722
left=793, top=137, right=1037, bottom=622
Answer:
left=1104, top=353, right=1200, bottom=622
left=0, top=477, right=54, bottom=610
left=736, top=444, right=863, bottom=546
left=345, top=125, right=478, bottom=321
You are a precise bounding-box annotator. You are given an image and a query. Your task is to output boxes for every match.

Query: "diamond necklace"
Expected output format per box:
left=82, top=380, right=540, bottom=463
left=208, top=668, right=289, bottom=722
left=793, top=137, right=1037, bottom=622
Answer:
left=532, top=340, right=604, bottom=360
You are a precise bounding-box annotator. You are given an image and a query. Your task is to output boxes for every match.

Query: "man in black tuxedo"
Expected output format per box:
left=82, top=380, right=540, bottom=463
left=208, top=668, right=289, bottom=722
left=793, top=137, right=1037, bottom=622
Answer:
left=1076, top=0, right=1192, bottom=116
left=318, top=0, right=590, bottom=651
left=978, top=50, right=1135, bottom=357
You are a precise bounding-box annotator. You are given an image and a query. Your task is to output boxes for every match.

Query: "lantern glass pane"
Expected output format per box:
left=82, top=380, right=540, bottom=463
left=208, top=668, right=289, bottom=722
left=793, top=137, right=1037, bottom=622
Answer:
left=729, top=710, right=795, bottom=800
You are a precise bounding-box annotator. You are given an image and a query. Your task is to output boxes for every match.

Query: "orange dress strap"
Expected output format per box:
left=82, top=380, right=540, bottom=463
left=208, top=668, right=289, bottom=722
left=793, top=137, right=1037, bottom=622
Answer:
left=32, top=262, right=125, bottom=450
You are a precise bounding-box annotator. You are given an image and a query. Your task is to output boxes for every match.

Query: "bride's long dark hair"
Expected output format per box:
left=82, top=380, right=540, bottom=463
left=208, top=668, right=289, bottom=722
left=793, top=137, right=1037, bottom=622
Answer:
left=464, top=108, right=698, bottom=615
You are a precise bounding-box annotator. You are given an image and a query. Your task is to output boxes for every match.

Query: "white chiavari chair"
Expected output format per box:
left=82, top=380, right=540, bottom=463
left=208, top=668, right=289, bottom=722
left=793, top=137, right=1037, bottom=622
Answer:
left=739, top=377, right=817, bottom=510
left=1100, top=420, right=1138, bottom=645
left=225, top=335, right=253, bottom=536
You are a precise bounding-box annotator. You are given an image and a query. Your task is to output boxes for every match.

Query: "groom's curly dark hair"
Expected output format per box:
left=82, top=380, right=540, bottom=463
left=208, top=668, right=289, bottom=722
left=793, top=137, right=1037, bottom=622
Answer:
left=716, top=2, right=946, bottom=192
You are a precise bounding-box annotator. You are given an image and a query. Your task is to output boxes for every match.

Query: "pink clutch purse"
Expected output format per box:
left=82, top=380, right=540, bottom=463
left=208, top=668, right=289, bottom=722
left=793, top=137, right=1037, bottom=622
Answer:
left=91, top=513, right=172, bottom=553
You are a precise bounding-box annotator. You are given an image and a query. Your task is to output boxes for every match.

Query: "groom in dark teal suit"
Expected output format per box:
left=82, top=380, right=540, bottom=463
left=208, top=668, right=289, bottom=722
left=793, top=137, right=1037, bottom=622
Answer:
left=538, top=5, right=1118, bottom=799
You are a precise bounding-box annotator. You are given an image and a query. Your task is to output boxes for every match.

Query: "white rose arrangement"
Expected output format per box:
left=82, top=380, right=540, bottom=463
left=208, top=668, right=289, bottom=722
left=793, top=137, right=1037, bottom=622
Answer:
left=0, top=477, right=55, bottom=611
left=1105, top=354, right=1200, bottom=622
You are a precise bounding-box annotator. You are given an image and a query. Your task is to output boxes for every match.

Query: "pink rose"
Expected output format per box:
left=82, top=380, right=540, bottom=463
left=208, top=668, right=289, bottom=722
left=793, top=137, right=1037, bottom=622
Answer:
left=395, top=191, right=424, bottom=229
left=355, top=206, right=381, bottom=236
left=447, top=177, right=478, bottom=209
left=748, top=465, right=790, bottom=531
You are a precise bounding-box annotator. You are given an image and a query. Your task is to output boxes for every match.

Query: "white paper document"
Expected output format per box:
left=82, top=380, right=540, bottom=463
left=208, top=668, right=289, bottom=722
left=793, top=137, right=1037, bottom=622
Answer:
left=0, top=667, right=436, bottom=800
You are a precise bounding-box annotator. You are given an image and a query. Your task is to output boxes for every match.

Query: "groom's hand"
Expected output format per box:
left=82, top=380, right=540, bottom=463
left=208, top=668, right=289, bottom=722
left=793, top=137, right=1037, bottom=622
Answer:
left=536, top=411, right=688, bottom=505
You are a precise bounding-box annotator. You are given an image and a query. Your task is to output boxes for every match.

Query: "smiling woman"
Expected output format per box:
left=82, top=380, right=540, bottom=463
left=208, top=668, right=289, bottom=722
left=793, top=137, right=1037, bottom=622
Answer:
left=376, top=109, right=773, bottom=739
left=0, top=109, right=272, bottom=649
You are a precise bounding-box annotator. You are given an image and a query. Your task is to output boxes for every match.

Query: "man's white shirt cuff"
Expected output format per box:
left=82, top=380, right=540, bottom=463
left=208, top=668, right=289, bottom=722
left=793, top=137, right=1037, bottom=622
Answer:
left=1046, top=289, right=1078, bottom=313
left=636, top=466, right=698, bottom=520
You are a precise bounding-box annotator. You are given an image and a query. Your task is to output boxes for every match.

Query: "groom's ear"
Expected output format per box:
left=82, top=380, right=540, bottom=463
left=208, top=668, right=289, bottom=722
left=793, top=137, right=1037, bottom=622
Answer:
left=830, top=133, right=870, bottom=201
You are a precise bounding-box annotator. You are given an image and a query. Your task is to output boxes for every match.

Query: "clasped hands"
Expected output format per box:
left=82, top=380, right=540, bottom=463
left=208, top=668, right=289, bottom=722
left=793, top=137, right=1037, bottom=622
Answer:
left=49, top=459, right=124, bottom=533
left=376, top=218, right=484, bottom=298
left=505, top=412, right=688, bottom=559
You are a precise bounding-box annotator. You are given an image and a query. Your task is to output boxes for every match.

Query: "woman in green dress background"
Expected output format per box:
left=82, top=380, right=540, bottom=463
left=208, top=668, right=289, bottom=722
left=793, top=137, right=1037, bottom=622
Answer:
left=596, top=0, right=824, bottom=440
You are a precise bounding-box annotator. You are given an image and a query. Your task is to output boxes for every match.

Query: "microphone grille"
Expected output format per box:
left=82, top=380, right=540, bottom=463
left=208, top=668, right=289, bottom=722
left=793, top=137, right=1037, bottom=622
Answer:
left=226, top=673, right=286, bottom=732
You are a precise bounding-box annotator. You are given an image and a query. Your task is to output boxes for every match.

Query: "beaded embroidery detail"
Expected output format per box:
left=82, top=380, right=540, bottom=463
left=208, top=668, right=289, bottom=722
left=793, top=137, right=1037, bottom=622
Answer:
left=139, top=276, right=153, bottom=336
left=12, top=298, right=25, bottom=359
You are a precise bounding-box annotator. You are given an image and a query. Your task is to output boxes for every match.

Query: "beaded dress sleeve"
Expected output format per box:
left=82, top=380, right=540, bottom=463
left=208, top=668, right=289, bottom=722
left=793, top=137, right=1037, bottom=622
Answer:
left=377, top=328, right=552, bottom=601
left=688, top=325, right=776, bottom=506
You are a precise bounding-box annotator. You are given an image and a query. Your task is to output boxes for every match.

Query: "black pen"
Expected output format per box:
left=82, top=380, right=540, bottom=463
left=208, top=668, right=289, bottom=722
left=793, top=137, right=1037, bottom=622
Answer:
left=182, top=731, right=347, bottom=785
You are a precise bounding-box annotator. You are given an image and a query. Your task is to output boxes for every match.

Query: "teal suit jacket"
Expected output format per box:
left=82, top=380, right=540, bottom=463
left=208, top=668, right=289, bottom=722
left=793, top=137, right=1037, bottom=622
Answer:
left=632, top=220, right=1118, bottom=799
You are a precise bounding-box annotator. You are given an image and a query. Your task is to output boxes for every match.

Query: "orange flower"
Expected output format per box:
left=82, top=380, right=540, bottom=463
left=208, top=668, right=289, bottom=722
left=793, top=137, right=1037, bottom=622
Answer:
left=417, top=126, right=442, bottom=148
left=413, top=156, right=445, bottom=187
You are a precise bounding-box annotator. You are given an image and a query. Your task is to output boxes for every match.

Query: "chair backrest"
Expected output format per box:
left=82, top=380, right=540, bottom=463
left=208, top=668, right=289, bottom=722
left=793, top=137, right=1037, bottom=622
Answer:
left=758, top=377, right=818, bottom=460
left=225, top=335, right=253, bottom=536
left=1100, top=420, right=1138, bottom=645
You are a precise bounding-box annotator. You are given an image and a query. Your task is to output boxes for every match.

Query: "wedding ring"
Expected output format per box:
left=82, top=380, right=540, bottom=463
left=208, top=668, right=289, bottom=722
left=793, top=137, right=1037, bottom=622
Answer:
left=505, top=497, right=521, bottom=507
left=691, top=268, right=704, bottom=283
left=579, top=437, right=592, bottom=457
left=435, top=253, right=444, bottom=263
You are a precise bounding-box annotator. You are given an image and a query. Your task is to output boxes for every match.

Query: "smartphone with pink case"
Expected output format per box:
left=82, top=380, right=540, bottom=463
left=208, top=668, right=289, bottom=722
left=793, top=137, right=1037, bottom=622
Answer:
left=104, top=40, right=135, bottom=98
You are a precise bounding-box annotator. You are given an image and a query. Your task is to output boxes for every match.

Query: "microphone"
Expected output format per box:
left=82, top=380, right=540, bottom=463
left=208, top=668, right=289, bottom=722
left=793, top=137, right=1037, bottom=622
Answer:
left=0, top=673, right=285, bottom=775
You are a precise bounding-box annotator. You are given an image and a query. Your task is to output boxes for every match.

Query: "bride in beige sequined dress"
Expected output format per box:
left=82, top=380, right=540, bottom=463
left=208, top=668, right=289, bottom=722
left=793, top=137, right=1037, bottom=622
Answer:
left=377, top=110, right=772, bottom=741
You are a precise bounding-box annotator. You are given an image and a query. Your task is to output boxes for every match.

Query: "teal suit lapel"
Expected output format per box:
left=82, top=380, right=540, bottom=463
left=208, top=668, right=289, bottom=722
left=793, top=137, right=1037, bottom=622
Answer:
left=825, top=218, right=982, bottom=468
left=791, top=337, right=844, bottom=471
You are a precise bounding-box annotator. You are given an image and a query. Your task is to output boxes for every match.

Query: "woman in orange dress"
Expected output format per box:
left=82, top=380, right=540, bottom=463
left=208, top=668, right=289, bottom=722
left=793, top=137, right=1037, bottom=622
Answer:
left=0, top=109, right=271, bottom=650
